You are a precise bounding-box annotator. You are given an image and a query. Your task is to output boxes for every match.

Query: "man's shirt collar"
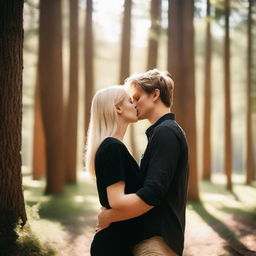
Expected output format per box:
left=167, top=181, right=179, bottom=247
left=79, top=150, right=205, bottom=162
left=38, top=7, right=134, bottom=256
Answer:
left=145, top=113, right=175, bottom=139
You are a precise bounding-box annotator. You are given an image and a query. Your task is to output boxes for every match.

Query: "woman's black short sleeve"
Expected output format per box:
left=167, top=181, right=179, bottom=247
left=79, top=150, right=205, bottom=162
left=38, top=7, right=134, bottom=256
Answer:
left=95, top=137, right=142, bottom=209
left=97, top=141, right=126, bottom=188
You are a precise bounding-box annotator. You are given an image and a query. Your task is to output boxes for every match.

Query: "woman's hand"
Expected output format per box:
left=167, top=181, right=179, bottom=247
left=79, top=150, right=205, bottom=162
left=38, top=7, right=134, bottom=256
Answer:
left=96, top=206, right=112, bottom=232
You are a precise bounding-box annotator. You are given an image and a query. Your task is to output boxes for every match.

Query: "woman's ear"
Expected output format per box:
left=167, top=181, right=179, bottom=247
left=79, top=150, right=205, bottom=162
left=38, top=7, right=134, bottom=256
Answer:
left=152, top=89, right=160, bottom=102
left=115, top=104, right=123, bottom=114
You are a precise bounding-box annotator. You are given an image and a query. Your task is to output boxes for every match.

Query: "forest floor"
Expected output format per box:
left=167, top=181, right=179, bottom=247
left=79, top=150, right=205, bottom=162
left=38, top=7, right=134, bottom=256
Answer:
left=23, top=171, right=256, bottom=256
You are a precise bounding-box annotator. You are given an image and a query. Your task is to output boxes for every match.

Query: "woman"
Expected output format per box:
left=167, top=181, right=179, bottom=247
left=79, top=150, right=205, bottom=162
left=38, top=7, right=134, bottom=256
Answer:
left=85, top=86, right=150, bottom=256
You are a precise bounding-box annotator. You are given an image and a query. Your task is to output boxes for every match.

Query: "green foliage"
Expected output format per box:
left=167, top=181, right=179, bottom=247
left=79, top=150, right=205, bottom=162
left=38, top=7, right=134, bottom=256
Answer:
left=0, top=205, right=56, bottom=256
left=195, top=0, right=249, bottom=29
left=38, top=183, right=98, bottom=221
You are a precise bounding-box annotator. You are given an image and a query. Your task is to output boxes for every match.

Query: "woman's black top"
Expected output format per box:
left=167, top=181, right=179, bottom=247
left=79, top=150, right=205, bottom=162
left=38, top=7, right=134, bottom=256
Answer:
left=94, top=137, right=143, bottom=243
left=95, top=137, right=142, bottom=207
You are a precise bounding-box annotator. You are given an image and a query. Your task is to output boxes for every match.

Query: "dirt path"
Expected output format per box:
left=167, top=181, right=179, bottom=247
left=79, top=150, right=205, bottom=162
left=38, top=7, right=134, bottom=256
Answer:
left=184, top=209, right=256, bottom=256
left=25, top=174, right=256, bottom=256
left=49, top=208, right=256, bottom=256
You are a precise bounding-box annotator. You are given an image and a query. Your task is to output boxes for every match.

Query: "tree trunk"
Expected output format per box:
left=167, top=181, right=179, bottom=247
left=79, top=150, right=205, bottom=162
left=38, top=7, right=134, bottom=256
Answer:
left=202, top=0, right=212, bottom=180
left=246, top=0, right=255, bottom=184
left=39, top=0, right=65, bottom=194
left=120, top=0, right=132, bottom=84
left=147, top=0, right=161, bottom=70
left=224, top=0, right=232, bottom=191
left=84, top=0, right=94, bottom=137
left=33, top=70, right=46, bottom=180
left=66, top=0, right=79, bottom=183
left=168, top=0, right=199, bottom=201
left=0, top=0, right=27, bottom=241
left=120, top=0, right=138, bottom=160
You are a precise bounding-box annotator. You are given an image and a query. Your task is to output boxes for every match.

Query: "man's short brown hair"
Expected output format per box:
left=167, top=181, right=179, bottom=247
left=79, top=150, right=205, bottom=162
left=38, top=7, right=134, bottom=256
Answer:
left=125, top=69, right=174, bottom=108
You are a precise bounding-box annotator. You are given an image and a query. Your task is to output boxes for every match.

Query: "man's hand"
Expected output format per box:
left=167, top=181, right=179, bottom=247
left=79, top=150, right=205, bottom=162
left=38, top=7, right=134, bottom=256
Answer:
left=96, top=206, right=112, bottom=232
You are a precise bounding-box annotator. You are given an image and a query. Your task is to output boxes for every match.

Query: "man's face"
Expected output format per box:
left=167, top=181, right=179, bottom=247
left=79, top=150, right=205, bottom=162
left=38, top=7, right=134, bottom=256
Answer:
left=131, top=84, right=154, bottom=120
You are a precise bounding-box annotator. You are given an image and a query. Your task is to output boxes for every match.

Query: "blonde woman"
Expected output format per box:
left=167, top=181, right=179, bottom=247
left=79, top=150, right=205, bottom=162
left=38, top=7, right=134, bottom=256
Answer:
left=86, top=86, right=152, bottom=256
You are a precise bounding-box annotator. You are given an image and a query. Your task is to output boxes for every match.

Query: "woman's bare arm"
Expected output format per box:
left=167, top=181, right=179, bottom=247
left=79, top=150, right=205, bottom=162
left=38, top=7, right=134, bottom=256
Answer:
left=97, top=181, right=153, bottom=231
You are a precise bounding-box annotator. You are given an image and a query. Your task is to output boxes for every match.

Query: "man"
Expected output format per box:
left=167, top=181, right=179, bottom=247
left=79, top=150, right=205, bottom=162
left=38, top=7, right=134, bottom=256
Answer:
left=97, top=69, right=189, bottom=256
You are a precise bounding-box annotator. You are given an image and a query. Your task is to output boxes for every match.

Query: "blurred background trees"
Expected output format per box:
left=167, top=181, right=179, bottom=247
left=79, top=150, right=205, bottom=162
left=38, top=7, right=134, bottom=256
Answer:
left=202, top=0, right=212, bottom=181
left=39, top=0, right=65, bottom=194
left=84, top=0, right=94, bottom=141
left=168, top=0, right=199, bottom=200
left=20, top=0, right=256, bottom=199
left=65, top=0, right=79, bottom=184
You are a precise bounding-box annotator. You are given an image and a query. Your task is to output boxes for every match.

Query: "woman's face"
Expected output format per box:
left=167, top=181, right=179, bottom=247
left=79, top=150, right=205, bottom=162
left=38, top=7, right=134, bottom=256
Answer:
left=118, top=93, right=138, bottom=123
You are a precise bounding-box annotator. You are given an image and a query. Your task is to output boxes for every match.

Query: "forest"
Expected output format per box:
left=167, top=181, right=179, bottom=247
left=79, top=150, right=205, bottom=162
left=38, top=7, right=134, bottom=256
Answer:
left=0, top=0, right=255, bottom=255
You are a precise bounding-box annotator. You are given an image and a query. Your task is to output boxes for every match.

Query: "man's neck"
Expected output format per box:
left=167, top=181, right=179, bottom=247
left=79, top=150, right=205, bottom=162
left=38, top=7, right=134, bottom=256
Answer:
left=148, top=107, right=171, bottom=124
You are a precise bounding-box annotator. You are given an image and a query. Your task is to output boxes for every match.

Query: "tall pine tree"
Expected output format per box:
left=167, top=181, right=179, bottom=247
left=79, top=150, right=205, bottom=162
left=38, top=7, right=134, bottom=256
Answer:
left=0, top=0, right=27, bottom=246
left=39, top=0, right=65, bottom=194
left=168, top=0, right=199, bottom=200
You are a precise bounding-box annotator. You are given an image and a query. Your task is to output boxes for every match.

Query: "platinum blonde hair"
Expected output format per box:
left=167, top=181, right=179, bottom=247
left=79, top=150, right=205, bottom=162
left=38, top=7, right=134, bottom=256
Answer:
left=85, top=85, right=127, bottom=176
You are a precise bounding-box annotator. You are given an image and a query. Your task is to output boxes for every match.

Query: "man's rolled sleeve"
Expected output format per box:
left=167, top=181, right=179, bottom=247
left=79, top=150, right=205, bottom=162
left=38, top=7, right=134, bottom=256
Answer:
left=136, top=126, right=180, bottom=206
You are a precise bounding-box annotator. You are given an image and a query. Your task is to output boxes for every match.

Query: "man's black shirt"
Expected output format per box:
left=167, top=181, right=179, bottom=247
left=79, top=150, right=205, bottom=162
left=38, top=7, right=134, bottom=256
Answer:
left=136, top=113, right=189, bottom=256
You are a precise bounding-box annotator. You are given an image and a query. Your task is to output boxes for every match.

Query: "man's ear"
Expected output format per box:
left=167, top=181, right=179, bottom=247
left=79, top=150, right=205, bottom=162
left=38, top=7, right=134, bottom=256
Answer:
left=115, top=104, right=123, bottom=114
left=152, top=89, right=160, bottom=102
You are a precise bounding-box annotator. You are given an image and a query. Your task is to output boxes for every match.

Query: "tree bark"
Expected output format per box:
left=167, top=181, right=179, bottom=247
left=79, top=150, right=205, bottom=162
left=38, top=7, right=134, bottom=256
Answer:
left=84, top=0, right=94, bottom=137
left=66, top=0, right=79, bottom=183
left=147, top=0, right=161, bottom=70
left=202, top=0, right=212, bottom=180
left=224, top=0, right=232, bottom=191
left=246, top=0, right=255, bottom=184
left=0, top=0, right=27, bottom=228
left=39, top=0, right=65, bottom=194
left=168, top=0, right=199, bottom=201
left=33, top=70, right=46, bottom=180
